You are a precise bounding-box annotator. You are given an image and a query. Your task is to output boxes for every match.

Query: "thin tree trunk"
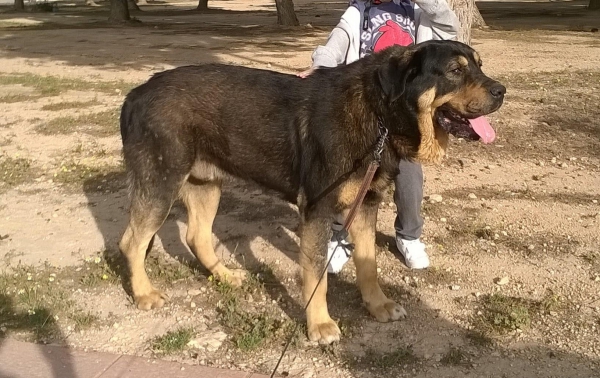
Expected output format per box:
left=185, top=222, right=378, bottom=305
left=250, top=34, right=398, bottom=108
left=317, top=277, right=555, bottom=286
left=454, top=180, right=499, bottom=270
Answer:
left=197, top=0, right=208, bottom=10
left=127, top=0, right=140, bottom=11
left=275, top=0, right=299, bottom=26
left=137, top=0, right=148, bottom=5
left=14, top=0, right=25, bottom=11
left=472, top=4, right=486, bottom=28
left=590, top=0, right=600, bottom=10
left=109, top=0, right=131, bottom=22
left=448, top=0, right=475, bottom=45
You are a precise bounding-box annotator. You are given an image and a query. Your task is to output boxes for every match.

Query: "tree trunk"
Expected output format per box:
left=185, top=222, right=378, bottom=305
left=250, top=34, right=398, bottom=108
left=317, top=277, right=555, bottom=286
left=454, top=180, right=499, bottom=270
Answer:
left=197, top=0, right=208, bottom=10
left=127, top=0, right=140, bottom=11
left=472, top=4, right=486, bottom=28
left=275, top=0, right=299, bottom=26
left=447, top=0, right=476, bottom=45
left=590, top=0, right=600, bottom=10
left=137, top=0, right=149, bottom=5
left=109, top=0, right=131, bottom=22
left=14, top=0, right=25, bottom=11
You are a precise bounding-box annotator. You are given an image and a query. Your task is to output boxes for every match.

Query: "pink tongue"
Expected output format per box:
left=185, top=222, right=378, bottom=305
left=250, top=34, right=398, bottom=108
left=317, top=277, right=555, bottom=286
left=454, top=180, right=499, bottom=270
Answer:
left=468, top=116, right=496, bottom=144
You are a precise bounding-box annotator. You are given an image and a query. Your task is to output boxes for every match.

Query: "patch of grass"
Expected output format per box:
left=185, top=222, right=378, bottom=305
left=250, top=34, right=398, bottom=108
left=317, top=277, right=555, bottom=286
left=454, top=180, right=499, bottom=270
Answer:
left=145, top=254, right=202, bottom=285
left=0, top=73, right=135, bottom=97
left=69, top=310, right=100, bottom=331
left=151, top=327, right=195, bottom=355
left=416, top=266, right=456, bottom=286
left=212, top=273, right=290, bottom=352
left=581, top=251, right=599, bottom=266
left=0, top=156, right=35, bottom=188
left=363, top=346, right=420, bottom=369
left=440, top=346, right=470, bottom=367
left=0, top=264, right=75, bottom=341
left=0, top=94, right=34, bottom=103
left=41, top=99, right=102, bottom=111
left=0, top=121, right=17, bottom=129
left=477, top=293, right=531, bottom=334
left=52, top=160, right=125, bottom=193
left=465, top=330, right=494, bottom=347
left=234, top=313, right=278, bottom=351
left=78, top=254, right=121, bottom=288
left=35, top=108, right=120, bottom=137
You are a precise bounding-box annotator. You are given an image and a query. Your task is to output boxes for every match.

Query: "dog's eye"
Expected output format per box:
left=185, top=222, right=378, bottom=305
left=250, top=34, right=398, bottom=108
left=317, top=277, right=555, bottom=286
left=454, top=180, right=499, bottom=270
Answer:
left=450, top=67, right=462, bottom=74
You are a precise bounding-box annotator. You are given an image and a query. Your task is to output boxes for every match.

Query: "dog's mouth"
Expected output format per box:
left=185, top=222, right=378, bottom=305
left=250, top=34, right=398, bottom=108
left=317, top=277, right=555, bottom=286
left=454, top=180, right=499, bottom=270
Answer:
left=434, top=107, right=496, bottom=144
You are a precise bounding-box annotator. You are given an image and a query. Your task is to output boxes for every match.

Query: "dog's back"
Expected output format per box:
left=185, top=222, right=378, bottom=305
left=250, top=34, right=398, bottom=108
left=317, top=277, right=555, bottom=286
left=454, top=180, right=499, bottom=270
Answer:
left=120, top=64, right=318, bottom=201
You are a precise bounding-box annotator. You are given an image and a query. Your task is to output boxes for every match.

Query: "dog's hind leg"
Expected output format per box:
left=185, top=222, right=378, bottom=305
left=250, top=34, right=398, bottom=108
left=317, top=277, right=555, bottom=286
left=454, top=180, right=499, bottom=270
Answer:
left=300, top=212, right=341, bottom=345
left=119, top=192, right=175, bottom=311
left=349, top=201, right=407, bottom=322
left=181, top=179, right=247, bottom=287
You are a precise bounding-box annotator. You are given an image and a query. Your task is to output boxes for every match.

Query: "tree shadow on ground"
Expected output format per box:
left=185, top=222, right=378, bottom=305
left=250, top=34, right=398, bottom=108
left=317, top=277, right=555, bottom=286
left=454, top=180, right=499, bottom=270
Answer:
left=476, top=0, right=599, bottom=31
left=0, top=295, right=77, bottom=378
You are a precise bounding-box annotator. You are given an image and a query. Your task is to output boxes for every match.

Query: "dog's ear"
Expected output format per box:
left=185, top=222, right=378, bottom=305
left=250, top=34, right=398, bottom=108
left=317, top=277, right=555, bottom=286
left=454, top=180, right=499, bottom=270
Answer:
left=377, top=52, right=420, bottom=103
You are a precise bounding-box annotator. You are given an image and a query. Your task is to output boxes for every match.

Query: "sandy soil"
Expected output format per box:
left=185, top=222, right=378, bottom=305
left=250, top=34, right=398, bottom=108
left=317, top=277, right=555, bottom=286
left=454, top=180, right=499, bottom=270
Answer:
left=0, top=1, right=599, bottom=377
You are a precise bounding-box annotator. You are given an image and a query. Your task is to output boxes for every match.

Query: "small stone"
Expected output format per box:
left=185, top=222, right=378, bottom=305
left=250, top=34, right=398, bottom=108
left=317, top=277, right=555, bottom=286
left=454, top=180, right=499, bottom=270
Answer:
left=551, top=157, right=557, bottom=164
left=190, top=302, right=196, bottom=308
left=594, top=276, right=600, bottom=282
left=440, top=217, right=447, bottom=223
left=376, top=268, right=381, bottom=273
left=538, top=161, right=545, bottom=167
left=528, top=245, right=535, bottom=251
left=593, top=200, right=598, bottom=204
left=485, top=164, right=496, bottom=170
left=468, top=193, right=477, bottom=199
left=428, top=194, right=443, bottom=203
left=188, top=331, right=228, bottom=352
left=450, top=285, right=460, bottom=291
left=188, top=289, right=202, bottom=296
left=560, top=163, right=568, bottom=168
left=495, top=276, right=510, bottom=285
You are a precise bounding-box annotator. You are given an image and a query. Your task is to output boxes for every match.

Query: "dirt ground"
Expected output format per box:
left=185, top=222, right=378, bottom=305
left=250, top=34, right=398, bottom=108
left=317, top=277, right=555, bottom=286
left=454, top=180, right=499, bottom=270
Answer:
left=0, top=0, right=599, bottom=377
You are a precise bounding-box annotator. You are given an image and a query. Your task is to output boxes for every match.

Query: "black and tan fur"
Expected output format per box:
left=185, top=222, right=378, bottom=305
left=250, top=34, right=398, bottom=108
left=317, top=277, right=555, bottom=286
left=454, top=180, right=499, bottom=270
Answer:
left=118, top=40, right=505, bottom=344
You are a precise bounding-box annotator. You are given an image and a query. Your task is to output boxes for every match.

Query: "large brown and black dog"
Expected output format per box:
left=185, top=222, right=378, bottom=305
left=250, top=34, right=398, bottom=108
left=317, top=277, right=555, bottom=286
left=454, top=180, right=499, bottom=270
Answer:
left=118, top=40, right=505, bottom=345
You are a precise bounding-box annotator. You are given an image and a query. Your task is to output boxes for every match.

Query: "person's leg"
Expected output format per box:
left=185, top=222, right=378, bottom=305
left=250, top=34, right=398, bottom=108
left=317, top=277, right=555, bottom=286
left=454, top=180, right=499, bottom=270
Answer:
left=326, top=215, right=353, bottom=274
left=394, top=159, right=429, bottom=269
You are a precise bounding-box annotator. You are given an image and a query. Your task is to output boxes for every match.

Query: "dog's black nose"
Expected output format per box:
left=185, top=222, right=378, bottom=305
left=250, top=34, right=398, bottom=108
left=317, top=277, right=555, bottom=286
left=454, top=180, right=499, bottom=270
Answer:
left=490, top=83, right=506, bottom=98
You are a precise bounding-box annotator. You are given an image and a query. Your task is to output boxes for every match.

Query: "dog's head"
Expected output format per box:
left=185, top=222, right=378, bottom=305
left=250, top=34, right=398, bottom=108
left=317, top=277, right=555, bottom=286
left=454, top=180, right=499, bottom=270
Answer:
left=376, top=40, right=505, bottom=163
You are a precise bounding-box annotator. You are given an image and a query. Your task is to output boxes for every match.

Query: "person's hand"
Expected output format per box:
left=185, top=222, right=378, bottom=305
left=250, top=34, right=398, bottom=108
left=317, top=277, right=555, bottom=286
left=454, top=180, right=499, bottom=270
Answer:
left=297, top=67, right=315, bottom=78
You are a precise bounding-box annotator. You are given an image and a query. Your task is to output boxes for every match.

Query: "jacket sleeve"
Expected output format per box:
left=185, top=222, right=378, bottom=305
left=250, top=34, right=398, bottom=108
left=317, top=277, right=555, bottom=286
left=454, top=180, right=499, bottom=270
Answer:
left=311, top=27, right=351, bottom=68
left=413, top=0, right=459, bottom=41
left=310, top=6, right=361, bottom=68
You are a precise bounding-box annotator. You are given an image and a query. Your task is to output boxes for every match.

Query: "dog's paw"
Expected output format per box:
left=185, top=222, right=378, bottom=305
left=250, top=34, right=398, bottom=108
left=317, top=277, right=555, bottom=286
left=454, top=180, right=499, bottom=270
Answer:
left=307, top=318, right=341, bottom=345
left=367, top=300, right=407, bottom=322
left=218, top=268, right=247, bottom=288
left=135, top=289, right=168, bottom=310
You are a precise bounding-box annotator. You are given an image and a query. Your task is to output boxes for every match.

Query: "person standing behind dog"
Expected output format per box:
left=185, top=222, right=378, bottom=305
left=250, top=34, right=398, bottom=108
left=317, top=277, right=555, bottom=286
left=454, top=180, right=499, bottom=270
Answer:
left=298, top=0, right=459, bottom=272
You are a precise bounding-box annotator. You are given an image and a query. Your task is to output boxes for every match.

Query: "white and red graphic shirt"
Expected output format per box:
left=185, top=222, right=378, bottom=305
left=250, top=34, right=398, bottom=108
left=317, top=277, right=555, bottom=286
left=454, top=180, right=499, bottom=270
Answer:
left=351, top=0, right=416, bottom=58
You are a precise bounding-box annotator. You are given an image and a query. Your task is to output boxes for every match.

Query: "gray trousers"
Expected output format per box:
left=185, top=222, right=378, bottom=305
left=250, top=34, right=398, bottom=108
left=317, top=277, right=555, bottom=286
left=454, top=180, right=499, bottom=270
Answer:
left=394, top=159, right=424, bottom=241
left=332, top=159, right=424, bottom=242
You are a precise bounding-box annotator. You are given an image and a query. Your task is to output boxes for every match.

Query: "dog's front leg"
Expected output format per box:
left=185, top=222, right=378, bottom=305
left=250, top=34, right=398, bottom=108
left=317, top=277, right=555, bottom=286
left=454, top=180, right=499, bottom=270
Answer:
left=300, top=212, right=341, bottom=345
left=350, top=200, right=408, bottom=322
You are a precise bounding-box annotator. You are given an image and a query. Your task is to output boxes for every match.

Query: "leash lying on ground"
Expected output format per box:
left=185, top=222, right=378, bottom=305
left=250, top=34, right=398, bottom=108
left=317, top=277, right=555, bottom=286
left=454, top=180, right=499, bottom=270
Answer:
left=270, top=120, right=388, bottom=378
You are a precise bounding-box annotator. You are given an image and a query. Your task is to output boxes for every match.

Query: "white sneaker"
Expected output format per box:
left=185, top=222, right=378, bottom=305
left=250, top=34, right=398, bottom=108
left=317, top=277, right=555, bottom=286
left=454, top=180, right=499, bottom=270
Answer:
left=326, top=239, right=353, bottom=274
left=396, top=238, right=430, bottom=269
